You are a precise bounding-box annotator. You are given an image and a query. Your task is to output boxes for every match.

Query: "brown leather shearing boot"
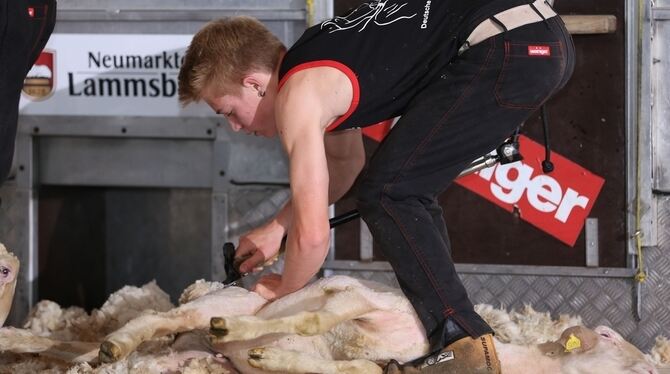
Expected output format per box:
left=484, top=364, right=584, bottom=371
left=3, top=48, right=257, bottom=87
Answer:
left=384, top=334, right=501, bottom=374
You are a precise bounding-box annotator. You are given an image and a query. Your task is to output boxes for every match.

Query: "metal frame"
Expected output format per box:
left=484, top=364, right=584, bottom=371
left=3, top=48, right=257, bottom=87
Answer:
left=651, top=5, right=670, bottom=193
left=52, top=1, right=307, bottom=44
left=626, top=0, right=656, bottom=256
left=325, top=260, right=635, bottom=278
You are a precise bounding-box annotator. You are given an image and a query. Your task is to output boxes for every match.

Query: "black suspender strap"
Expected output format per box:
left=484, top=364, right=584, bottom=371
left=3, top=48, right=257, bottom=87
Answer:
left=489, top=15, right=508, bottom=32
left=529, top=2, right=547, bottom=21
left=529, top=2, right=551, bottom=29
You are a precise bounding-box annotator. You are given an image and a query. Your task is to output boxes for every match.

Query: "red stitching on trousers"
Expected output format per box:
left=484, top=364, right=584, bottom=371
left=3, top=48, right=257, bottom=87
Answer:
left=378, top=37, right=498, bottom=327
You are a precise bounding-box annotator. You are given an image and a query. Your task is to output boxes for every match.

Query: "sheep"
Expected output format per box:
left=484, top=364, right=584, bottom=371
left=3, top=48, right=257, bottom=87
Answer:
left=0, top=249, right=663, bottom=374
left=0, top=243, right=19, bottom=327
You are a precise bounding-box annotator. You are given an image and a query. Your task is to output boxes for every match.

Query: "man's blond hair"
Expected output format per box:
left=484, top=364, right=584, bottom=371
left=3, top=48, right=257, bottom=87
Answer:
left=178, top=16, right=285, bottom=105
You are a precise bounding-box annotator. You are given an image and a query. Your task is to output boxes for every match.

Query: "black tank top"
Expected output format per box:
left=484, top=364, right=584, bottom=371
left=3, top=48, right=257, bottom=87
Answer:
left=278, top=0, right=534, bottom=132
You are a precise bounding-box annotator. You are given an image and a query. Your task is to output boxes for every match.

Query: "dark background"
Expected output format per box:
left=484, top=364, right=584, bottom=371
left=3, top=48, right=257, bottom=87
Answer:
left=334, top=0, right=626, bottom=267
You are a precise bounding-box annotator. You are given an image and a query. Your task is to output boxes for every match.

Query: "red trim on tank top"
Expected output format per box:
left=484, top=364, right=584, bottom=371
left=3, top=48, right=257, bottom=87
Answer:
left=278, top=60, right=360, bottom=132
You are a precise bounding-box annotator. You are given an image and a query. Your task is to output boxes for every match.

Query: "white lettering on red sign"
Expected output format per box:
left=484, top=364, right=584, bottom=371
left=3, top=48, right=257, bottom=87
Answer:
left=455, top=135, right=605, bottom=246
left=528, top=45, right=551, bottom=57
left=478, top=162, right=590, bottom=223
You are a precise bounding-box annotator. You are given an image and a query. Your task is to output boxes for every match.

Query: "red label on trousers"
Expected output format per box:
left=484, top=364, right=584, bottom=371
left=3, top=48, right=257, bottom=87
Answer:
left=528, top=45, right=551, bottom=56
left=455, top=135, right=605, bottom=246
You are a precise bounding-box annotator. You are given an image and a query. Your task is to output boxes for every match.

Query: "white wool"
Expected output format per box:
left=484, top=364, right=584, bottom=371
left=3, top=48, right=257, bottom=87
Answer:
left=0, top=277, right=662, bottom=374
left=482, top=305, right=583, bottom=345
left=80, top=346, right=233, bottom=374
left=476, top=303, right=583, bottom=345
left=23, top=300, right=88, bottom=341
left=511, top=304, right=582, bottom=344
left=0, top=352, right=69, bottom=374
left=0, top=243, right=6, bottom=254
left=88, top=280, right=174, bottom=334
left=20, top=281, right=174, bottom=343
left=181, top=356, right=235, bottom=374
left=23, top=300, right=68, bottom=334
left=475, top=304, right=521, bottom=343
left=4, top=361, right=66, bottom=374
left=66, top=362, right=94, bottom=374
left=651, top=336, right=670, bottom=368
left=179, top=279, right=226, bottom=305
left=0, top=281, right=177, bottom=373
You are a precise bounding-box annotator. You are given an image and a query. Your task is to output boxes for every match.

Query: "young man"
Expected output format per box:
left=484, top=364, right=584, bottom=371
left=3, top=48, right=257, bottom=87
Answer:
left=179, top=1, right=574, bottom=372
left=0, top=0, right=56, bottom=184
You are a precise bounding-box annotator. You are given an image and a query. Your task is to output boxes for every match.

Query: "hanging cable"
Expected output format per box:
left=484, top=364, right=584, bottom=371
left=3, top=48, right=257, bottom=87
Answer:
left=540, top=105, right=554, bottom=173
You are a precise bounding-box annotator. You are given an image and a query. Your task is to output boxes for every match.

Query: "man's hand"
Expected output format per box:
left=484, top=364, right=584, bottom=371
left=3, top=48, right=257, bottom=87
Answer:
left=252, top=273, right=292, bottom=300
left=236, top=221, right=286, bottom=274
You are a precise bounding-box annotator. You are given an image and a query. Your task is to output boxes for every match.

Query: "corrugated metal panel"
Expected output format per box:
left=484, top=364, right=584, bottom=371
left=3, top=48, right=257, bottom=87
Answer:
left=652, top=17, right=670, bottom=192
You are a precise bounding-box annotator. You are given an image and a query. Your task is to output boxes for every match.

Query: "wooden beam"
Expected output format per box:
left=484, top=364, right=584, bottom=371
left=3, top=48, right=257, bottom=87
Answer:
left=561, top=15, right=617, bottom=35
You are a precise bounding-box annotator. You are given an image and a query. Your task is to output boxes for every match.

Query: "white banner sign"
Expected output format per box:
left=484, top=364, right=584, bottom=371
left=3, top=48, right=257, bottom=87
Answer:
left=19, top=34, right=214, bottom=117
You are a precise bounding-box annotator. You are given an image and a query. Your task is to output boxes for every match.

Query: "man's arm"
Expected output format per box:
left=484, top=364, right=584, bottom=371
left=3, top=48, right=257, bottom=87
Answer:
left=254, top=67, right=353, bottom=298
left=236, top=131, right=363, bottom=275
left=324, top=130, right=365, bottom=203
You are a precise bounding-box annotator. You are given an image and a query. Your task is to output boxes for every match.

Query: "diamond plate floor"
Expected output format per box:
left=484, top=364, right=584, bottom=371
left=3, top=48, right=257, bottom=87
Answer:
left=327, top=196, right=670, bottom=352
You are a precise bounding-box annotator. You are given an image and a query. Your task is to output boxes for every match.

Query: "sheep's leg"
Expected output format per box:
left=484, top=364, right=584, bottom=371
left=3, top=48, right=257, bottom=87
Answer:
left=247, top=346, right=383, bottom=374
left=210, top=290, right=373, bottom=343
left=0, top=327, right=99, bottom=363
left=100, top=288, right=266, bottom=363
left=99, top=310, right=197, bottom=363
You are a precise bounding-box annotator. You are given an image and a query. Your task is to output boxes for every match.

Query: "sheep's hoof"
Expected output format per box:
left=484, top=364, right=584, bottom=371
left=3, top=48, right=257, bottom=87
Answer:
left=210, top=317, right=229, bottom=337
left=99, top=341, right=123, bottom=363
left=248, top=347, right=265, bottom=359
left=248, top=347, right=266, bottom=368
left=209, top=317, right=229, bottom=344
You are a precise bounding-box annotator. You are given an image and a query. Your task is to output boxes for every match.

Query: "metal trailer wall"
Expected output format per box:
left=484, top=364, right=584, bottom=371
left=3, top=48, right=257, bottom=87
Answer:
left=653, top=4, right=670, bottom=193
left=0, top=0, right=320, bottom=326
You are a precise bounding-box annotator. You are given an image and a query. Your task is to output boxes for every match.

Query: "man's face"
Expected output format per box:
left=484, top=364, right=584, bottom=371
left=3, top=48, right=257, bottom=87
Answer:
left=203, top=83, right=277, bottom=138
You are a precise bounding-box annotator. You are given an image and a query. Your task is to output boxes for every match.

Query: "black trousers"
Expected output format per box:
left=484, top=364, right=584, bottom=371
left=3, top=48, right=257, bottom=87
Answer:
left=357, top=16, right=575, bottom=350
left=0, top=0, right=56, bottom=183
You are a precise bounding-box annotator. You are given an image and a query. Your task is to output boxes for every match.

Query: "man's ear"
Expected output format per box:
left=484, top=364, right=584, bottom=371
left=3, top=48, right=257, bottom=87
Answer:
left=241, top=74, right=263, bottom=90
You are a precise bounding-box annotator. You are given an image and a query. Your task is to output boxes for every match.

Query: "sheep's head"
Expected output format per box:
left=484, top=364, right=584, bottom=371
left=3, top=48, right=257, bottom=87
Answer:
left=0, top=243, right=20, bottom=327
left=539, top=325, right=658, bottom=374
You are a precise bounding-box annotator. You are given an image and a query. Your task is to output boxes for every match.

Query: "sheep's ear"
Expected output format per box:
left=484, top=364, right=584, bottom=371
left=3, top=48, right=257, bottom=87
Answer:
left=593, top=326, right=623, bottom=346
left=557, top=326, right=598, bottom=353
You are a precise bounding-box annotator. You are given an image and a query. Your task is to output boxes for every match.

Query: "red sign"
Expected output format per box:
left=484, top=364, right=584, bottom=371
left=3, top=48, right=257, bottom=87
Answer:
left=22, top=50, right=55, bottom=100
left=455, top=135, right=605, bottom=246
left=362, top=119, right=393, bottom=142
